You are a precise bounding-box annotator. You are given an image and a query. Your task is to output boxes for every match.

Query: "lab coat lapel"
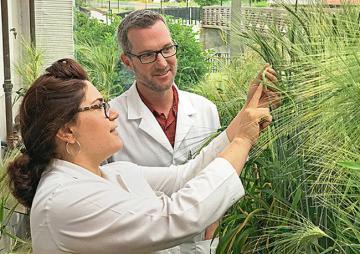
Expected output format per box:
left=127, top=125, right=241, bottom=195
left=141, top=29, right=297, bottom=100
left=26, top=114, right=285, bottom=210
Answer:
left=126, top=84, right=174, bottom=153
left=174, top=89, right=196, bottom=152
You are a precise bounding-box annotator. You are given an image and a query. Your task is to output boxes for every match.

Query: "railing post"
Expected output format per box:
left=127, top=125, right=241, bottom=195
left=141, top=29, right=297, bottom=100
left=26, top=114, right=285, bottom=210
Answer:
left=1, top=0, right=14, bottom=149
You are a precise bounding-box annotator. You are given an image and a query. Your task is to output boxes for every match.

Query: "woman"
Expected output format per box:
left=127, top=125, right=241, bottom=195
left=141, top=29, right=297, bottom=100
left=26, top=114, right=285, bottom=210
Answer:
left=7, top=58, right=272, bottom=254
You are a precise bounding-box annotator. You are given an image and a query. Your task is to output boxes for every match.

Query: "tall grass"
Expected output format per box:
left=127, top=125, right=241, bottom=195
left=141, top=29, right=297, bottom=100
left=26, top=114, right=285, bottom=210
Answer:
left=13, top=40, right=43, bottom=104
left=0, top=149, right=31, bottom=254
left=196, top=3, right=360, bottom=253
left=75, top=40, right=128, bottom=100
left=74, top=11, right=131, bottom=100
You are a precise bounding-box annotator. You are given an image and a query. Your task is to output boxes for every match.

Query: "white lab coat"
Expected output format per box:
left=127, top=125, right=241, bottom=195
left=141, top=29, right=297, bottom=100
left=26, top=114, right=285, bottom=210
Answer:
left=30, top=132, right=244, bottom=254
left=109, top=83, right=221, bottom=166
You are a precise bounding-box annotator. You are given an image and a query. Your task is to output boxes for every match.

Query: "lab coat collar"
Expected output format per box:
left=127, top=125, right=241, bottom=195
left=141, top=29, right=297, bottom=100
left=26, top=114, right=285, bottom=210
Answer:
left=48, top=159, right=133, bottom=194
left=125, top=82, right=196, bottom=153
left=126, top=82, right=196, bottom=119
left=49, top=159, right=105, bottom=181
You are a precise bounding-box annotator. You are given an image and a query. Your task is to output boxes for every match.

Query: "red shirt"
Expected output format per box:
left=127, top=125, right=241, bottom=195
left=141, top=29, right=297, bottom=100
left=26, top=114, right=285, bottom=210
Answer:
left=138, top=86, right=179, bottom=147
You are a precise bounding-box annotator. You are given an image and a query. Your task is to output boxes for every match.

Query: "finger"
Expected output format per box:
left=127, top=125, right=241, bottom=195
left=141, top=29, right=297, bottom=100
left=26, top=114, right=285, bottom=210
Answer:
left=263, top=63, right=271, bottom=69
left=248, top=108, right=271, bottom=125
left=265, top=66, right=276, bottom=76
left=256, top=107, right=271, bottom=120
left=260, top=112, right=272, bottom=127
left=247, top=84, right=263, bottom=108
left=260, top=89, right=282, bottom=108
left=258, top=91, right=275, bottom=108
left=264, top=70, right=278, bottom=83
left=266, top=91, right=282, bottom=108
left=254, top=108, right=270, bottom=118
left=258, top=64, right=270, bottom=77
left=258, top=98, right=270, bottom=108
left=260, top=120, right=271, bottom=131
left=253, top=64, right=271, bottom=85
left=270, top=93, right=282, bottom=109
left=259, top=114, right=272, bottom=124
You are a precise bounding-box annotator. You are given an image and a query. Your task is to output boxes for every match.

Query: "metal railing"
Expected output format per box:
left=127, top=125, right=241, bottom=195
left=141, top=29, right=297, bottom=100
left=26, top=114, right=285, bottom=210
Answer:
left=117, top=7, right=202, bottom=25
left=207, top=52, right=231, bottom=72
left=202, top=6, right=230, bottom=29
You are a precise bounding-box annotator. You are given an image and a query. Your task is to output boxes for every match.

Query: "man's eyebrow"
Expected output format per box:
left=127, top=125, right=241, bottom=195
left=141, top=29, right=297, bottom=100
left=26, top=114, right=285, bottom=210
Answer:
left=137, top=43, right=174, bottom=54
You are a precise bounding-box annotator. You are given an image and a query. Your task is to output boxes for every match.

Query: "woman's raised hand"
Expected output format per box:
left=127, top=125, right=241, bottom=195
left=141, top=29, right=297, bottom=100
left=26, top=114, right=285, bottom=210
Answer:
left=226, top=85, right=272, bottom=145
left=221, top=85, right=272, bottom=174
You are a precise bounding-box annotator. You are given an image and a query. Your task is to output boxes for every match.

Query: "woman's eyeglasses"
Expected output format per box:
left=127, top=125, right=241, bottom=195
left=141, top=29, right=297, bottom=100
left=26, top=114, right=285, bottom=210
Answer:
left=78, top=102, right=110, bottom=119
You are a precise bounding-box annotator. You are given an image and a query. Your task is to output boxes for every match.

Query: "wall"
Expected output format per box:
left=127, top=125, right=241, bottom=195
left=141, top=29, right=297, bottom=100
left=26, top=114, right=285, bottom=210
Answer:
left=200, top=27, right=229, bottom=54
left=200, top=6, right=231, bottom=54
left=0, top=0, right=30, bottom=147
left=35, top=0, right=74, bottom=68
left=0, top=0, right=74, bottom=148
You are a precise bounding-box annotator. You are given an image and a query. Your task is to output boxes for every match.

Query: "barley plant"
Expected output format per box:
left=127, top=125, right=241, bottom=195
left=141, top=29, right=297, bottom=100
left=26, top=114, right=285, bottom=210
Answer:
left=74, top=11, right=130, bottom=100
left=0, top=149, right=32, bottom=253
left=13, top=40, right=43, bottom=104
left=195, top=3, right=360, bottom=253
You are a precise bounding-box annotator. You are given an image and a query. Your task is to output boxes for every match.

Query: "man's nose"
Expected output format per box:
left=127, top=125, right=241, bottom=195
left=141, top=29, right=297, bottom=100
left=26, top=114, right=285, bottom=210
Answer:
left=154, top=52, right=168, bottom=67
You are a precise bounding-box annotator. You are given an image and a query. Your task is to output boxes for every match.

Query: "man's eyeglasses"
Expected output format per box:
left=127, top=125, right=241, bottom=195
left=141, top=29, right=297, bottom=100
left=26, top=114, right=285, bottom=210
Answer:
left=78, top=102, right=110, bottom=119
left=126, top=44, right=178, bottom=64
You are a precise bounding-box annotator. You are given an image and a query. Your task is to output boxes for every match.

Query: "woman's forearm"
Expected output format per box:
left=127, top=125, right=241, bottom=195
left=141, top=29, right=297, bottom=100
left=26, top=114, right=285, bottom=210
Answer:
left=218, top=138, right=252, bottom=175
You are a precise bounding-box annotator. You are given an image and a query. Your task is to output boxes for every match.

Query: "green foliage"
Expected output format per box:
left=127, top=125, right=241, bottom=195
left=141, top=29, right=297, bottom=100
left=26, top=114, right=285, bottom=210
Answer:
left=196, top=3, right=360, bottom=253
left=74, top=10, right=132, bottom=100
left=193, top=53, right=262, bottom=126
left=254, top=1, right=269, bottom=7
left=167, top=17, right=210, bottom=90
left=13, top=40, right=43, bottom=104
left=193, top=0, right=222, bottom=7
left=74, top=11, right=209, bottom=96
left=75, top=10, right=118, bottom=46
left=75, top=0, right=87, bottom=7
left=0, top=149, right=31, bottom=253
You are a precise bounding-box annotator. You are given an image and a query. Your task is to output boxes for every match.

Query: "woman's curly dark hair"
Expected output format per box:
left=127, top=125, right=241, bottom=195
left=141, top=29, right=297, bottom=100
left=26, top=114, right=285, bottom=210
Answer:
left=7, top=58, right=89, bottom=208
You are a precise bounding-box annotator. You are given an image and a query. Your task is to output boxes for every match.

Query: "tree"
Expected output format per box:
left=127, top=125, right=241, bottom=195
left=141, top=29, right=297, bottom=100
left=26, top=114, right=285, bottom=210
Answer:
left=193, top=0, right=222, bottom=7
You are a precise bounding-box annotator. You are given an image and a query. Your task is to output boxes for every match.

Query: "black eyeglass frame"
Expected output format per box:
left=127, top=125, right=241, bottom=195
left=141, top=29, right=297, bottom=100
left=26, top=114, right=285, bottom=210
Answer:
left=78, top=102, right=110, bottom=119
left=126, top=44, right=178, bottom=64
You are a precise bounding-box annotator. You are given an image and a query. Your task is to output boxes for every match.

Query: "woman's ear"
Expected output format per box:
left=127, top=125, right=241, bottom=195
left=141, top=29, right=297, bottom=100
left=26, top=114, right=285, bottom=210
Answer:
left=56, top=123, right=76, bottom=144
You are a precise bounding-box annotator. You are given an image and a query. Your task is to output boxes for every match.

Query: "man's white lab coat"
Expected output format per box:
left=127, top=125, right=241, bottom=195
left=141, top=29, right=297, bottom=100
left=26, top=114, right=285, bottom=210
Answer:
left=109, top=83, right=220, bottom=167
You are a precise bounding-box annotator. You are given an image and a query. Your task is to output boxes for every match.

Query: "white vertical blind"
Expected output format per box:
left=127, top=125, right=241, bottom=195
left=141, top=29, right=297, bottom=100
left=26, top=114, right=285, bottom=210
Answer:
left=35, top=0, right=74, bottom=68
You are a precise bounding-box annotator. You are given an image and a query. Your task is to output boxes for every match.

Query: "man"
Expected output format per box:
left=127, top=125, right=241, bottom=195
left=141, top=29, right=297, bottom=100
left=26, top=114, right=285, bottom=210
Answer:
left=110, top=9, right=278, bottom=254
left=111, top=10, right=220, bottom=167
left=110, top=9, right=220, bottom=253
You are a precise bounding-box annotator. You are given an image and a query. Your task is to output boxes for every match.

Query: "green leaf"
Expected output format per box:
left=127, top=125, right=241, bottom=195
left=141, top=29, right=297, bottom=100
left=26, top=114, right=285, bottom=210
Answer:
left=337, top=161, right=360, bottom=171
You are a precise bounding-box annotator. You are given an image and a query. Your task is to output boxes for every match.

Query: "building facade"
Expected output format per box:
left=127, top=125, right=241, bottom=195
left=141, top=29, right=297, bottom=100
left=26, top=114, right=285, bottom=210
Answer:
left=0, top=0, right=74, bottom=148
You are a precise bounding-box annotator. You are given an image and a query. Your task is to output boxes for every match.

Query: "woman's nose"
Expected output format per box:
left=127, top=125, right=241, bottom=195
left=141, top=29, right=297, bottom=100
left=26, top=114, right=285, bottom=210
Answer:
left=108, top=109, right=119, bottom=121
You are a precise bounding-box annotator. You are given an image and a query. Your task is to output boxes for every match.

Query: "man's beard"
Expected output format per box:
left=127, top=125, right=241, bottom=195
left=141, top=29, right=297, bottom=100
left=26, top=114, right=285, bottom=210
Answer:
left=136, top=66, right=177, bottom=92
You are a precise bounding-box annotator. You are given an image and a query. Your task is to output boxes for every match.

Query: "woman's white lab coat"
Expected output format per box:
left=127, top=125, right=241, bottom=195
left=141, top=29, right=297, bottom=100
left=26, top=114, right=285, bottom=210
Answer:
left=30, top=132, right=245, bottom=254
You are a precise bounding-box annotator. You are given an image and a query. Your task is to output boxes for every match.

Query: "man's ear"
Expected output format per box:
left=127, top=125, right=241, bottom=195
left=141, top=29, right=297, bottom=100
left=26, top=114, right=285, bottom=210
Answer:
left=120, top=53, right=133, bottom=71
left=56, top=124, right=76, bottom=144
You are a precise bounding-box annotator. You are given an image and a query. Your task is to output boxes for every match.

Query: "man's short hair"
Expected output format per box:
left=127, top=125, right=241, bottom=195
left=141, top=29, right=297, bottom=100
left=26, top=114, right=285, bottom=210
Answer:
left=117, top=10, right=166, bottom=53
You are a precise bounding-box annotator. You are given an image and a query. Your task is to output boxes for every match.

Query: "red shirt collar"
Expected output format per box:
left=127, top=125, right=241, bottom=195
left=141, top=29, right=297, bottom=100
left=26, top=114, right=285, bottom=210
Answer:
left=137, top=85, right=179, bottom=117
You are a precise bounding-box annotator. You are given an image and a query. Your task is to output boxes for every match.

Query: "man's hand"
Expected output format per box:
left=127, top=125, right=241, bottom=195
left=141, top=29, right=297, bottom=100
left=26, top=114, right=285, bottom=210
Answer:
left=204, top=221, right=219, bottom=240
